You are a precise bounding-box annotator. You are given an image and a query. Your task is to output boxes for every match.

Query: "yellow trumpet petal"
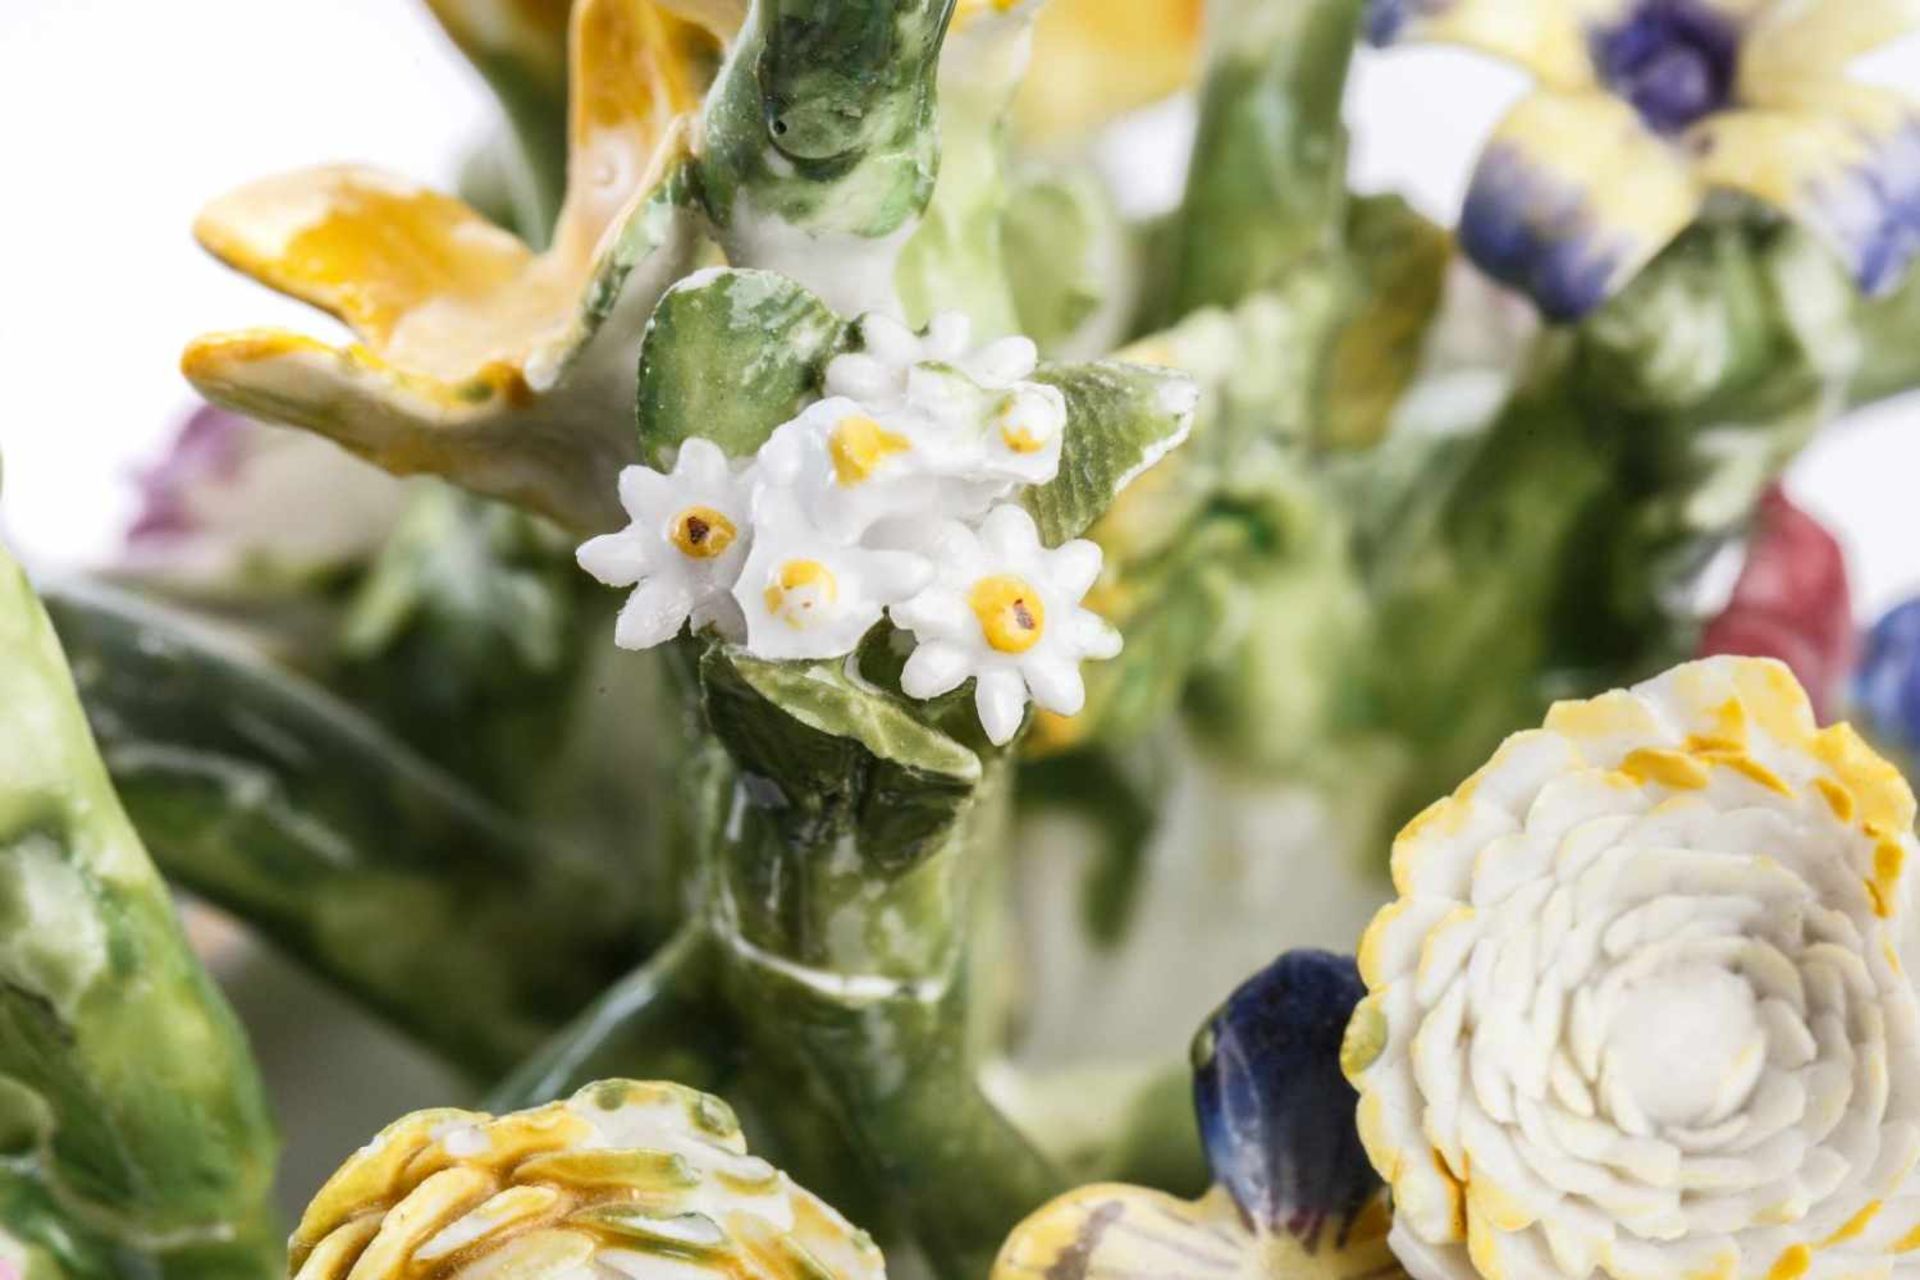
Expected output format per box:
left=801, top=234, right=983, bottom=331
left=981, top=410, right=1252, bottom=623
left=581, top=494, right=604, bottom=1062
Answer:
left=1013, top=0, right=1205, bottom=141
left=1692, top=83, right=1920, bottom=295
left=1364, top=0, right=1636, bottom=91
left=1457, top=91, right=1704, bottom=320
left=1739, top=0, right=1920, bottom=102
left=186, top=0, right=723, bottom=521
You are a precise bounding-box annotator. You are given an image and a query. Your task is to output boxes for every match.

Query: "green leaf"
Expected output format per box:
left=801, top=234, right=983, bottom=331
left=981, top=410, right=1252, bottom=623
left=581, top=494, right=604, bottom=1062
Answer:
left=0, top=551, right=278, bottom=1273
left=44, top=579, right=649, bottom=1073
left=1022, top=362, right=1199, bottom=546
left=698, top=645, right=981, bottom=869
left=636, top=268, right=848, bottom=469
left=1319, top=195, right=1452, bottom=450
left=1001, top=165, right=1129, bottom=357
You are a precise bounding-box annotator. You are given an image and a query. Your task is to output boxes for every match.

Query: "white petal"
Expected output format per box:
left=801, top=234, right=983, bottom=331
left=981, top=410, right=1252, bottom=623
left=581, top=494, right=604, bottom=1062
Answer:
left=901, top=641, right=972, bottom=700
left=968, top=335, right=1038, bottom=385
left=978, top=503, right=1041, bottom=559
left=690, top=592, right=746, bottom=641
left=890, top=588, right=971, bottom=640
left=1023, top=658, right=1086, bottom=717
left=616, top=465, right=672, bottom=519
left=974, top=667, right=1029, bottom=745
left=925, top=311, right=971, bottom=361
left=1072, top=612, right=1123, bottom=660
left=824, top=352, right=896, bottom=402
left=859, top=313, right=921, bottom=364
left=577, top=531, right=650, bottom=587
left=863, top=550, right=934, bottom=602
left=675, top=437, right=731, bottom=485
left=613, top=578, right=694, bottom=650
left=1047, top=540, right=1105, bottom=600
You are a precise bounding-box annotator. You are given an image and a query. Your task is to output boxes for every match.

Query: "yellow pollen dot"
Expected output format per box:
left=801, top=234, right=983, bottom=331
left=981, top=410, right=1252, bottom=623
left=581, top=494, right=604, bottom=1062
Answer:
left=997, top=396, right=1052, bottom=454
left=763, top=559, right=838, bottom=629
left=969, top=575, right=1046, bottom=654
left=1619, top=747, right=1711, bottom=791
left=1816, top=776, right=1856, bottom=823
left=829, top=415, right=910, bottom=485
left=668, top=506, right=737, bottom=559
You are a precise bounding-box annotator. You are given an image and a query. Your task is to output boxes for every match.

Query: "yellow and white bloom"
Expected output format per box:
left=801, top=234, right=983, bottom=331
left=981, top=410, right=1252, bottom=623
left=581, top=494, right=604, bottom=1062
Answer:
left=732, top=489, right=932, bottom=662
left=1367, top=0, right=1920, bottom=319
left=891, top=505, right=1120, bottom=745
left=754, top=398, right=971, bottom=544
left=288, top=1079, right=885, bottom=1280
left=577, top=439, right=754, bottom=649
left=826, top=313, right=1042, bottom=407
left=1344, top=656, right=1920, bottom=1280
left=183, top=0, right=729, bottom=529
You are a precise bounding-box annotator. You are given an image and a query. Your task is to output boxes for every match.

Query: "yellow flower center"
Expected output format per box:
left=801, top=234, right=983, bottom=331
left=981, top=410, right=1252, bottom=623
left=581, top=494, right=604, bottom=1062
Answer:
left=829, top=415, right=910, bottom=486
left=669, top=506, right=738, bottom=559
left=969, top=575, right=1046, bottom=654
left=998, top=397, right=1052, bottom=455
left=763, top=559, right=839, bottom=629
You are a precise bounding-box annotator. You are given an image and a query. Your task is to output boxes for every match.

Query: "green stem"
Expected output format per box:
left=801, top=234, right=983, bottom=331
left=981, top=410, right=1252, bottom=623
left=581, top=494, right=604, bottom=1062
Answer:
left=44, top=581, right=649, bottom=1075
left=1166, top=0, right=1364, bottom=318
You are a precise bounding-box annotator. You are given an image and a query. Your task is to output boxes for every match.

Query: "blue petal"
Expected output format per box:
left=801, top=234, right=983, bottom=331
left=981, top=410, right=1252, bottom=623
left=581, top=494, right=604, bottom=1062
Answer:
left=1460, top=146, right=1634, bottom=321
left=1857, top=598, right=1920, bottom=753
left=1191, top=950, right=1380, bottom=1247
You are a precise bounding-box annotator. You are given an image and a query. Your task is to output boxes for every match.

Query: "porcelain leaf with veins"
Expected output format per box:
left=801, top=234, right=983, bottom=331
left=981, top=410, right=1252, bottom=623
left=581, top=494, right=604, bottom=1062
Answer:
left=289, top=1079, right=886, bottom=1280
left=1344, top=655, right=1920, bottom=1280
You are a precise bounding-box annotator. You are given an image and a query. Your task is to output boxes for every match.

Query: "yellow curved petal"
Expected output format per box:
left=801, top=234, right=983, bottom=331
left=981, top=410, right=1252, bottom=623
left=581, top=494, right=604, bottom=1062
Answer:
left=1692, top=83, right=1920, bottom=294
left=180, top=330, right=625, bottom=530
left=1365, top=0, right=1635, bottom=91
left=1013, top=0, right=1205, bottom=141
left=1738, top=0, right=1920, bottom=102
left=993, top=1184, right=1405, bottom=1280
left=193, top=167, right=536, bottom=372
left=1457, top=92, right=1703, bottom=320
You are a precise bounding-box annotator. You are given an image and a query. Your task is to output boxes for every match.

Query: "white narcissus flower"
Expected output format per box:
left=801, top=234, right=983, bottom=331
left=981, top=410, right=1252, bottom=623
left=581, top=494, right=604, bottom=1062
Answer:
left=891, top=505, right=1121, bottom=746
left=733, top=488, right=931, bottom=661
left=1343, top=656, right=1920, bottom=1280
left=576, top=438, right=753, bottom=650
left=756, top=396, right=976, bottom=542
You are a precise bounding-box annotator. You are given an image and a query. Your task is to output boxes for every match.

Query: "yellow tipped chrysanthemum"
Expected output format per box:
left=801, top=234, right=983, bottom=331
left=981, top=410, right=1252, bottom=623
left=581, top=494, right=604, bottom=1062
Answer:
left=289, top=1080, right=886, bottom=1280
left=1366, top=0, right=1920, bottom=319
left=1345, top=656, right=1920, bottom=1279
left=183, top=0, right=736, bottom=530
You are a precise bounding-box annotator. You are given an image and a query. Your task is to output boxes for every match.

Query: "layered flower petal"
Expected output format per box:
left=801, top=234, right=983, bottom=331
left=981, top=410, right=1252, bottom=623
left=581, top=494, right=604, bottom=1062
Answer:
left=1692, top=84, right=1920, bottom=295
left=185, top=0, right=721, bottom=529
left=1346, top=655, right=1920, bottom=1280
left=1457, top=92, right=1703, bottom=320
left=289, top=1080, right=885, bottom=1280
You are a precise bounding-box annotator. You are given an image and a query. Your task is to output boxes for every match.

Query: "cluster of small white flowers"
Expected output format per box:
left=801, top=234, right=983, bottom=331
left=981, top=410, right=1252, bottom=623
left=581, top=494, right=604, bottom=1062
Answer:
left=578, top=312, right=1122, bottom=745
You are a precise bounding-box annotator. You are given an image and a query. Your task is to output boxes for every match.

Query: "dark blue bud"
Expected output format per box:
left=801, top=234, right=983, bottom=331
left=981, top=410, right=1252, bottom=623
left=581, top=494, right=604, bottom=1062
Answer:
left=1191, top=950, right=1381, bottom=1249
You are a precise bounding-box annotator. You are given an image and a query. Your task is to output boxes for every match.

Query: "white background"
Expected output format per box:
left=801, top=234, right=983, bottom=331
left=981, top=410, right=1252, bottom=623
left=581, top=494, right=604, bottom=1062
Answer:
left=0, top=2, right=1916, bottom=613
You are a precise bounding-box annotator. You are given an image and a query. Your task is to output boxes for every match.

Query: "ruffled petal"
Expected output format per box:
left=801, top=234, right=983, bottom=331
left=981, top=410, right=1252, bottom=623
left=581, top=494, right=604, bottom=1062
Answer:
left=1365, top=0, right=1633, bottom=90
left=1738, top=0, right=1920, bottom=101
left=1457, top=92, right=1703, bottom=320
left=1692, top=85, right=1920, bottom=295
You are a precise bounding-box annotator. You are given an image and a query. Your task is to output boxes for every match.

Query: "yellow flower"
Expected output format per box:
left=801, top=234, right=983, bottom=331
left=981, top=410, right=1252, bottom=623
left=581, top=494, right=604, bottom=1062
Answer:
left=290, top=1080, right=885, bottom=1280
left=1367, top=0, right=1920, bottom=319
left=182, top=0, right=735, bottom=531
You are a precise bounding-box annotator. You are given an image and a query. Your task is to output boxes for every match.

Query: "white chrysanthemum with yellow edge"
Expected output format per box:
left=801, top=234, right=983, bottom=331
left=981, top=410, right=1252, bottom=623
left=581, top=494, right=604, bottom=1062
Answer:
left=577, top=439, right=753, bottom=649
left=732, top=489, right=931, bottom=661
left=288, top=1079, right=885, bottom=1280
left=1344, top=656, right=1920, bottom=1280
left=891, top=506, right=1119, bottom=746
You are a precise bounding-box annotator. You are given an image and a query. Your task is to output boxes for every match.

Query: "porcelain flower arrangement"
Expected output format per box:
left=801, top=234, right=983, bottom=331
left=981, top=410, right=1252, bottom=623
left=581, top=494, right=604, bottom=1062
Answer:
left=5, top=0, right=1920, bottom=1279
